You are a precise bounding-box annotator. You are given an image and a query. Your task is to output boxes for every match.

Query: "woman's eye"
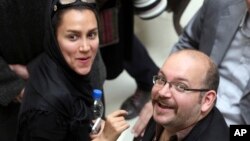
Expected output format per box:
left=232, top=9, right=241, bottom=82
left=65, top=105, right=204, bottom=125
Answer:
left=88, top=31, right=97, bottom=39
left=68, top=35, right=78, bottom=41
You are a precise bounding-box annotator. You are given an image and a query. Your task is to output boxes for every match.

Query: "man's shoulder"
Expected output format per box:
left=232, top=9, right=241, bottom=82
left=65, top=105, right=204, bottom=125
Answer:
left=184, top=107, right=229, bottom=141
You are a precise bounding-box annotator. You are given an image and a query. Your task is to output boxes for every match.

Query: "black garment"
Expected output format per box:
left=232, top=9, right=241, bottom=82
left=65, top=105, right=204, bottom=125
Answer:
left=99, top=0, right=159, bottom=91
left=124, top=36, right=159, bottom=91
left=142, top=107, right=229, bottom=141
left=0, top=0, right=46, bottom=65
left=0, top=102, right=20, bottom=141
left=17, top=54, right=96, bottom=141
left=0, top=0, right=47, bottom=107
left=0, top=1, right=47, bottom=141
left=17, top=1, right=106, bottom=141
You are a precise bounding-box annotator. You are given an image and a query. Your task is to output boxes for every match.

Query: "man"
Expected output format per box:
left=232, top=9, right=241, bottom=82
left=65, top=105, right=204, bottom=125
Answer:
left=132, top=0, right=250, bottom=138
left=141, top=49, right=229, bottom=141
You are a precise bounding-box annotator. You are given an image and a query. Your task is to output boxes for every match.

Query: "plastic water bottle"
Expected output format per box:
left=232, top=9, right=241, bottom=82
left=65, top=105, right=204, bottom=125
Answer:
left=92, top=89, right=104, bottom=118
left=91, top=89, right=104, bottom=134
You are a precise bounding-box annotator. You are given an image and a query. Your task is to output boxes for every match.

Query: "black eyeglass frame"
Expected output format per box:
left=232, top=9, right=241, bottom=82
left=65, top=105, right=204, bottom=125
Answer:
left=152, top=75, right=210, bottom=93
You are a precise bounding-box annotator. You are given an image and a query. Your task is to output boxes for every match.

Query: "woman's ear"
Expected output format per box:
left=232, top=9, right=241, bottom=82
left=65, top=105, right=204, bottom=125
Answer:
left=201, top=90, right=217, bottom=112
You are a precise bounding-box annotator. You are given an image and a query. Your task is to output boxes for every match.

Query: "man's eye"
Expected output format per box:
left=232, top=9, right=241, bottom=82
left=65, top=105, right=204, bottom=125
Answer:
left=157, top=76, right=166, bottom=83
left=157, top=79, right=165, bottom=85
left=175, top=83, right=188, bottom=91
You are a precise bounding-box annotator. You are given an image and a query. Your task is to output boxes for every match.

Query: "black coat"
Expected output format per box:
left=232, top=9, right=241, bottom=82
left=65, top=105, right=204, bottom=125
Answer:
left=142, top=107, right=229, bottom=141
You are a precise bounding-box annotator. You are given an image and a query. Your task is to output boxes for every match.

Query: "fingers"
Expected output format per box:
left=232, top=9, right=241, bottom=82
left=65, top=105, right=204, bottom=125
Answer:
left=13, top=88, right=25, bottom=103
left=90, top=120, right=105, bottom=139
left=107, top=110, right=128, bottom=117
left=109, top=119, right=129, bottom=133
left=8, top=64, right=29, bottom=79
left=9, top=64, right=14, bottom=70
left=132, top=101, right=153, bottom=138
left=98, top=110, right=130, bottom=141
left=106, top=110, right=130, bottom=132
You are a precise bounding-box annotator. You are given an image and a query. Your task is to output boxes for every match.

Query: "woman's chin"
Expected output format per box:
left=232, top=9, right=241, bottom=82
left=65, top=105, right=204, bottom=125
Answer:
left=75, top=67, right=91, bottom=75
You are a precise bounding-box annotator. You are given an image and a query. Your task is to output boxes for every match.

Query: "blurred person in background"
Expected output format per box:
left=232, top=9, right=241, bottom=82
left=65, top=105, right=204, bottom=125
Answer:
left=97, top=0, right=167, bottom=119
left=0, top=1, right=47, bottom=141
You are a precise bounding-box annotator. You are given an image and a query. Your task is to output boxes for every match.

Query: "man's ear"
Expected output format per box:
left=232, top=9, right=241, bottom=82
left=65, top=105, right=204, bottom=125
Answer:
left=201, top=90, right=216, bottom=112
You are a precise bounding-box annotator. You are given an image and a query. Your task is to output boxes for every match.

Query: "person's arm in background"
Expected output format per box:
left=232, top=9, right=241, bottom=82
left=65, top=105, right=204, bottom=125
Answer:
left=170, top=0, right=207, bottom=53
left=131, top=100, right=153, bottom=138
left=0, top=56, right=26, bottom=105
left=132, top=0, right=210, bottom=138
left=8, top=64, right=29, bottom=103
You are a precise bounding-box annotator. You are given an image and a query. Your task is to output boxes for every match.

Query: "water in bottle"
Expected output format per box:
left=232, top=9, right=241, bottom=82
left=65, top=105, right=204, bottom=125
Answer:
left=91, top=89, right=103, bottom=134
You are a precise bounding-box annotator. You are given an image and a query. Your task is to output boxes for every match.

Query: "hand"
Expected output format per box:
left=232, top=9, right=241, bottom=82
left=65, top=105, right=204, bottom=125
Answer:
left=90, top=119, right=105, bottom=139
left=13, top=88, right=25, bottom=103
left=132, top=100, right=153, bottom=138
left=92, top=110, right=130, bottom=141
left=9, top=64, right=29, bottom=80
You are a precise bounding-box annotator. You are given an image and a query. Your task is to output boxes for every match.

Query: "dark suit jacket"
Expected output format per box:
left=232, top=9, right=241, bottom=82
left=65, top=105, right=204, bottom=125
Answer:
left=142, top=107, right=229, bottom=141
left=171, top=0, right=250, bottom=124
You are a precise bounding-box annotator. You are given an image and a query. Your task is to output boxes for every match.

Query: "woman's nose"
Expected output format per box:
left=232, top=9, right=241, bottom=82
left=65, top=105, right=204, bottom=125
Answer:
left=79, top=40, right=90, bottom=52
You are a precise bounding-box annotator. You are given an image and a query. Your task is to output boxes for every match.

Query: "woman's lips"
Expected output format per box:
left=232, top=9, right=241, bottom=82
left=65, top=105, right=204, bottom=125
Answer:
left=77, top=56, right=91, bottom=64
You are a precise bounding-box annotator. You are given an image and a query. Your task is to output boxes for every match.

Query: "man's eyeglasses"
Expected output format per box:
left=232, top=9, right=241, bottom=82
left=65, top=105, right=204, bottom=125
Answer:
left=153, top=75, right=210, bottom=93
left=54, top=0, right=96, bottom=12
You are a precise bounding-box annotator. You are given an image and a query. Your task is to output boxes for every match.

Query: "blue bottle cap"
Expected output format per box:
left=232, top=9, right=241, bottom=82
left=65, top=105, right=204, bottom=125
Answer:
left=92, top=89, right=102, bottom=100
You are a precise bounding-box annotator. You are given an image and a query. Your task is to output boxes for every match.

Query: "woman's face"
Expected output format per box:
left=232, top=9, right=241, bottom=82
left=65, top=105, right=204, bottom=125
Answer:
left=56, top=9, right=99, bottom=75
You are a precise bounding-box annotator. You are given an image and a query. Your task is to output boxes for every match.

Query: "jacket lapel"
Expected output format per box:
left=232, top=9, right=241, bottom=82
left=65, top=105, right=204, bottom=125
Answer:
left=210, top=0, right=246, bottom=65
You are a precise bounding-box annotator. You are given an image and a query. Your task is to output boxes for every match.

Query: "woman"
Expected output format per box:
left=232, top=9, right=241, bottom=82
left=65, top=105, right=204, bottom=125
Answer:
left=17, top=0, right=129, bottom=140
